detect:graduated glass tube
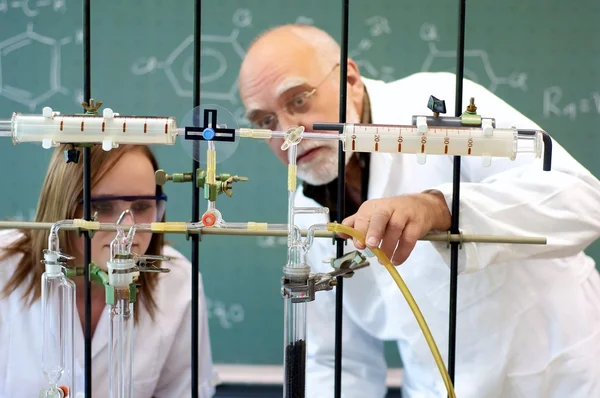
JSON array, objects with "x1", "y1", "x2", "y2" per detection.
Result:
[
  {"x1": 107, "y1": 227, "x2": 137, "y2": 398},
  {"x1": 41, "y1": 250, "x2": 75, "y2": 398},
  {"x1": 109, "y1": 299, "x2": 134, "y2": 398},
  {"x1": 281, "y1": 129, "x2": 331, "y2": 398},
  {"x1": 283, "y1": 143, "x2": 307, "y2": 398},
  {"x1": 0, "y1": 107, "x2": 178, "y2": 150}
]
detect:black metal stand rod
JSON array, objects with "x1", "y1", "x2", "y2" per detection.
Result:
[
  {"x1": 448, "y1": 0, "x2": 467, "y2": 388},
  {"x1": 82, "y1": 0, "x2": 92, "y2": 396},
  {"x1": 334, "y1": 1, "x2": 350, "y2": 397},
  {"x1": 191, "y1": 0, "x2": 202, "y2": 396}
]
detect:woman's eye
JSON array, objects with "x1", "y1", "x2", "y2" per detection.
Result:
[
  {"x1": 132, "y1": 201, "x2": 153, "y2": 212},
  {"x1": 92, "y1": 203, "x2": 112, "y2": 213}
]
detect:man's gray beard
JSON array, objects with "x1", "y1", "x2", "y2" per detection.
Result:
[
  {"x1": 296, "y1": 103, "x2": 360, "y2": 186},
  {"x1": 296, "y1": 147, "x2": 352, "y2": 186}
]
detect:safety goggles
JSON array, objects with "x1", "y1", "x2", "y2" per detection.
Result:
[{"x1": 78, "y1": 193, "x2": 167, "y2": 224}]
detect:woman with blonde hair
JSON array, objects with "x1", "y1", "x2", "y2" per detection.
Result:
[{"x1": 0, "y1": 144, "x2": 216, "y2": 397}]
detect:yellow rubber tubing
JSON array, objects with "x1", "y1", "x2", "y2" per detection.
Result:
[{"x1": 327, "y1": 222, "x2": 456, "y2": 398}]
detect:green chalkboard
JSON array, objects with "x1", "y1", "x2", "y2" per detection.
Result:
[{"x1": 0, "y1": 0, "x2": 598, "y2": 371}]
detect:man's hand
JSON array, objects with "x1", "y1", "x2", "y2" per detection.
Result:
[{"x1": 340, "y1": 190, "x2": 452, "y2": 265}]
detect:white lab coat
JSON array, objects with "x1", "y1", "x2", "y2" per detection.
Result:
[
  {"x1": 295, "y1": 72, "x2": 600, "y2": 398},
  {"x1": 0, "y1": 229, "x2": 217, "y2": 398}
]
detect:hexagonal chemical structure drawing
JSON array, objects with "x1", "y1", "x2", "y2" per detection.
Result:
[
  {"x1": 164, "y1": 29, "x2": 245, "y2": 103},
  {"x1": 0, "y1": 23, "x2": 70, "y2": 110},
  {"x1": 421, "y1": 43, "x2": 527, "y2": 93}
]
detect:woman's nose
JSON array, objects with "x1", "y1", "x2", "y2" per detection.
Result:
[{"x1": 116, "y1": 209, "x2": 135, "y2": 225}]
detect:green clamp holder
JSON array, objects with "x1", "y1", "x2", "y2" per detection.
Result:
[
  {"x1": 155, "y1": 168, "x2": 248, "y2": 199},
  {"x1": 65, "y1": 262, "x2": 140, "y2": 305},
  {"x1": 87, "y1": 262, "x2": 140, "y2": 305},
  {"x1": 196, "y1": 169, "x2": 207, "y2": 187},
  {"x1": 200, "y1": 171, "x2": 248, "y2": 197},
  {"x1": 460, "y1": 97, "x2": 482, "y2": 126}
]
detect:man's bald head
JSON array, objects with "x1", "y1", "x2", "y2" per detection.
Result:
[
  {"x1": 245, "y1": 24, "x2": 341, "y2": 75},
  {"x1": 238, "y1": 24, "x2": 365, "y2": 186}
]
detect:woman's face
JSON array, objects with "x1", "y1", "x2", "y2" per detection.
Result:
[{"x1": 72, "y1": 150, "x2": 158, "y2": 269}]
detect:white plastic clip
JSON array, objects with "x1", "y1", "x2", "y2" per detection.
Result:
[
  {"x1": 42, "y1": 107, "x2": 53, "y2": 118},
  {"x1": 42, "y1": 138, "x2": 54, "y2": 149},
  {"x1": 481, "y1": 155, "x2": 492, "y2": 167},
  {"x1": 416, "y1": 154, "x2": 427, "y2": 165},
  {"x1": 102, "y1": 139, "x2": 116, "y2": 151},
  {"x1": 416, "y1": 116, "x2": 428, "y2": 134},
  {"x1": 482, "y1": 118, "x2": 493, "y2": 137},
  {"x1": 102, "y1": 108, "x2": 114, "y2": 119}
]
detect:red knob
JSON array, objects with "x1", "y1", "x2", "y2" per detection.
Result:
[{"x1": 202, "y1": 212, "x2": 216, "y2": 227}]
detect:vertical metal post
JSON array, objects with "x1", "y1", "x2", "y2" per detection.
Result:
[
  {"x1": 334, "y1": 1, "x2": 350, "y2": 397},
  {"x1": 191, "y1": 0, "x2": 202, "y2": 395},
  {"x1": 448, "y1": 0, "x2": 467, "y2": 387},
  {"x1": 82, "y1": 0, "x2": 92, "y2": 396}
]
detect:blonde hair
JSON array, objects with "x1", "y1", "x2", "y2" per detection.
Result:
[{"x1": 0, "y1": 144, "x2": 165, "y2": 322}]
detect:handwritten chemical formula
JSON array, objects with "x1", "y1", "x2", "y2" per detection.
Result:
[
  {"x1": 543, "y1": 86, "x2": 600, "y2": 120},
  {"x1": 206, "y1": 297, "x2": 245, "y2": 329}
]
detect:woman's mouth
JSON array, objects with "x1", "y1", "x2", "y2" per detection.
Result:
[{"x1": 103, "y1": 244, "x2": 139, "y2": 250}]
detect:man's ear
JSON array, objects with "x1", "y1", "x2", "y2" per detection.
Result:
[
  {"x1": 346, "y1": 58, "x2": 363, "y2": 88},
  {"x1": 346, "y1": 58, "x2": 364, "y2": 109}
]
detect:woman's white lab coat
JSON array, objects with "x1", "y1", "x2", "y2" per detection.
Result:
[
  {"x1": 0, "y1": 229, "x2": 216, "y2": 398},
  {"x1": 295, "y1": 72, "x2": 600, "y2": 397}
]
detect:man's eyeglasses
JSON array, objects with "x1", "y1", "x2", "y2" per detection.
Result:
[
  {"x1": 251, "y1": 63, "x2": 340, "y2": 130},
  {"x1": 77, "y1": 193, "x2": 167, "y2": 224}
]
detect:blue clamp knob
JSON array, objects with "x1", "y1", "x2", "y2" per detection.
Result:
[{"x1": 202, "y1": 128, "x2": 215, "y2": 140}]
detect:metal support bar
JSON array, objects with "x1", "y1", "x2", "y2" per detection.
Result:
[
  {"x1": 334, "y1": 1, "x2": 351, "y2": 396},
  {"x1": 191, "y1": 0, "x2": 203, "y2": 396},
  {"x1": 448, "y1": 0, "x2": 468, "y2": 387},
  {"x1": 0, "y1": 221, "x2": 547, "y2": 244},
  {"x1": 82, "y1": 0, "x2": 92, "y2": 395}
]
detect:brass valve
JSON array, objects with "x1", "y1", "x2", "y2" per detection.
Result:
[
  {"x1": 465, "y1": 97, "x2": 477, "y2": 113},
  {"x1": 155, "y1": 169, "x2": 193, "y2": 185},
  {"x1": 219, "y1": 175, "x2": 249, "y2": 197}
]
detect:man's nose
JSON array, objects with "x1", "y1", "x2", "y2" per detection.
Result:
[{"x1": 277, "y1": 113, "x2": 307, "y2": 133}]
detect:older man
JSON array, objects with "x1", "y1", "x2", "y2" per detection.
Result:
[{"x1": 238, "y1": 24, "x2": 600, "y2": 398}]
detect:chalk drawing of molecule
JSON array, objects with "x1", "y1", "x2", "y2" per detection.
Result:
[
  {"x1": 0, "y1": 0, "x2": 66, "y2": 17},
  {"x1": 349, "y1": 16, "x2": 395, "y2": 82},
  {"x1": 131, "y1": 9, "x2": 250, "y2": 104},
  {"x1": 420, "y1": 23, "x2": 527, "y2": 92},
  {"x1": 206, "y1": 297, "x2": 245, "y2": 329},
  {"x1": 0, "y1": 23, "x2": 71, "y2": 110}
]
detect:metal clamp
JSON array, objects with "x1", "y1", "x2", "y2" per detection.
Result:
[
  {"x1": 136, "y1": 254, "x2": 171, "y2": 273},
  {"x1": 41, "y1": 249, "x2": 78, "y2": 275},
  {"x1": 282, "y1": 250, "x2": 370, "y2": 304},
  {"x1": 446, "y1": 230, "x2": 465, "y2": 249},
  {"x1": 327, "y1": 250, "x2": 369, "y2": 278},
  {"x1": 77, "y1": 211, "x2": 98, "y2": 238}
]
